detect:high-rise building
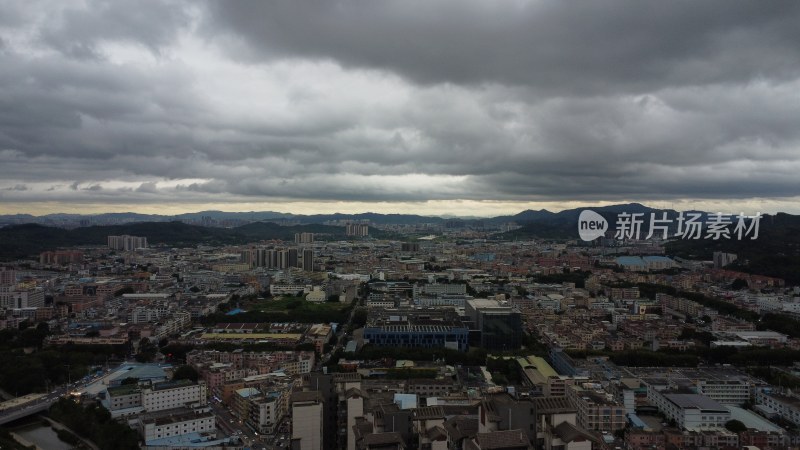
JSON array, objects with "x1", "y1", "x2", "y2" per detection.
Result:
[
  {"x1": 240, "y1": 249, "x2": 254, "y2": 267},
  {"x1": 278, "y1": 250, "x2": 290, "y2": 269},
  {"x1": 39, "y1": 250, "x2": 83, "y2": 265},
  {"x1": 254, "y1": 248, "x2": 268, "y2": 267},
  {"x1": 107, "y1": 235, "x2": 148, "y2": 251},
  {"x1": 345, "y1": 224, "x2": 369, "y2": 237},
  {"x1": 465, "y1": 298, "x2": 523, "y2": 351},
  {"x1": 302, "y1": 249, "x2": 314, "y2": 272},
  {"x1": 713, "y1": 252, "x2": 738, "y2": 269},
  {"x1": 267, "y1": 250, "x2": 279, "y2": 269},
  {"x1": 295, "y1": 233, "x2": 315, "y2": 244},
  {"x1": 291, "y1": 391, "x2": 323, "y2": 450},
  {"x1": 288, "y1": 248, "x2": 299, "y2": 268}
]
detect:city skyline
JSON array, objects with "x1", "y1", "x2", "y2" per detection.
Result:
[{"x1": 2, "y1": 1, "x2": 800, "y2": 216}]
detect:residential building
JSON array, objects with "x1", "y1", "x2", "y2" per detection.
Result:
[
  {"x1": 566, "y1": 384, "x2": 626, "y2": 432},
  {"x1": 141, "y1": 379, "x2": 207, "y2": 413}
]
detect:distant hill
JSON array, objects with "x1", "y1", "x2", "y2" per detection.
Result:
[
  {"x1": 665, "y1": 213, "x2": 800, "y2": 284},
  {"x1": 0, "y1": 221, "x2": 349, "y2": 260},
  {"x1": 497, "y1": 203, "x2": 679, "y2": 239},
  {"x1": 0, "y1": 210, "x2": 446, "y2": 228}
]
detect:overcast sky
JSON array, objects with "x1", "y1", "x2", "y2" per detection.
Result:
[{"x1": 1, "y1": 0, "x2": 799, "y2": 217}]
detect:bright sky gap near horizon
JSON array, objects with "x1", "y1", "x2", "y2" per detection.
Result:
[{"x1": 1, "y1": 1, "x2": 800, "y2": 217}]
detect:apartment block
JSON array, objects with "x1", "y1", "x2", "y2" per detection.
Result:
[
  {"x1": 142, "y1": 379, "x2": 207, "y2": 413},
  {"x1": 566, "y1": 384, "x2": 626, "y2": 432}
]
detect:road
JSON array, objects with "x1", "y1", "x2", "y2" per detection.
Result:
[
  {"x1": 320, "y1": 298, "x2": 361, "y2": 366},
  {"x1": 0, "y1": 365, "x2": 118, "y2": 425},
  {"x1": 209, "y1": 398, "x2": 292, "y2": 450}
]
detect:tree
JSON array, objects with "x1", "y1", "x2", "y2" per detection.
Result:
[
  {"x1": 135, "y1": 338, "x2": 157, "y2": 363},
  {"x1": 19, "y1": 326, "x2": 48, "y2": 348},
  {"x1": 725, "y1": 419, "x2": 747, "y2": 433},
  {"x1": 161, "y1": 343, "x2": 195, "y2": 363},
  {"x1": 351, "y1": 308, "x2": 368, "y2": 328},
  {"x1": 172, "y1": 365, "x2": 199, "y2": 383},
  {"x1": 115, "y1": 286, "x2": 135, "y2": 296},
  {"x1": 36, "y1": 321, "x2": 50, "y2": 334},
  {"x1": 731, "y1": 278, "x2": 749, "y2": 290}
]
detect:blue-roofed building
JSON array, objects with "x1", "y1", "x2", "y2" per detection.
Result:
[
  {"x1": 616, "y1": 256, "x2": 675, "y2": 272},
  {"x1": 225, "y1": 307, "x2": 245, "y2": 316},
  {"x1": 393, "y1": 393, "x2": 418, "y2": 410},
  {"x1": 144, "y1": 432, "x2": 237, "y2": 448},
  {"x1": 108, "y1": 363, "x2": 168, "y2": 387},
  {"x1": 642, "y1": 256, "x2": 675, "y2": 270},
  {"x1": 616, "y1": 256, "x2": 646, "y2": 271},
  {"x1": 627, "y1": 413, "x2": 651, "y2": 431},
  {"x1": 233, "y1": 387, "x2": 260, "y2": 421},
  {"x1": 249, "y1": 390, "x2": 287, "y2": 434}
]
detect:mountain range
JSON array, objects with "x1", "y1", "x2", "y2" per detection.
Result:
[{"x1": 0, "y1": 202, "x2": 687, "y2": 228}]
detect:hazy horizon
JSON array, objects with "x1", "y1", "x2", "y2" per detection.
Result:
[{"x1": 0, "y1": 199, "x2": 792, "y2": 219}]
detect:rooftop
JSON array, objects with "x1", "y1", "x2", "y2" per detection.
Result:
[
  {"x1": 235, "y1": 387, "x2": 261, "y2": 398},
  {"x1": 291, "y1": 391, "x2": 322, "y2": 404},
  {"x1": 107, "y1": 383, "x2": 141, "y2": 397},
  {"x1": 663, "y1": 393, "x2": 728, "y2": 411},
  {"x1": 151, "y1": 378, "x2": 194, "y2": 391},
  {"x1": 142, "y1": 407, "x2": 214, "y2": 426},
  {"x1": 473, "y1": 429, "x2": 528, "y2": 450},
  {"x1": 531, "y1": 396, "x2": 575, "y2": 414}
]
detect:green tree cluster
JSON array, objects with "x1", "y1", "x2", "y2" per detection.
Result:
[
  {"x1": 356, "y1": 345, "x2": 488, "y2": 366},
  {"x1": 49, "y1": 397, "x2": 140, "y2": 450},
  {"x1": 486, "y1": 357, "x2": 522, "y2": 384},
  {"x1": 0, "y1": 330, "x2": 129, "y2": 395},
  {"x1": 172, "y1": 365, "x2": 199, "y2": 383},
  {"x1": 135, "y1": 338, "x2": 157, "y2": 363}
]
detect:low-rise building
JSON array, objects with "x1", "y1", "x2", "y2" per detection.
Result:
[
  {"x1": 647, "y1": 388, "x2": 731, "y2": 430},
  {"x1": 566, "y1": 384, "x2": 626, "y2": 432}
]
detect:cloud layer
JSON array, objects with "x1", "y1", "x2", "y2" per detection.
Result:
[{"x1": 1, "y1": 0, "x2": 799, "y2": 214}]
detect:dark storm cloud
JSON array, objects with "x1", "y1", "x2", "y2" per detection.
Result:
[
  {"x1": 207, "y1": 0, "x2": 800, "y2": 94},
  {"x1": 1, "y1": 0, "x2": 800, "y2": 209}
]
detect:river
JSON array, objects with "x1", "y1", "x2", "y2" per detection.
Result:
[{"x1": 15, "y1": 423, "x2": 74, "y2": 450}]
